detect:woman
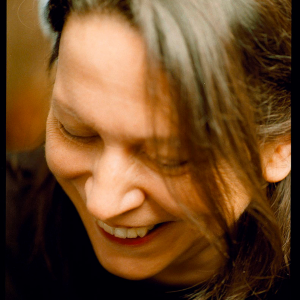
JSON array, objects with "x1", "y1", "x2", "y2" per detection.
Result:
[{"x1": 6, "y1": 0, "x2": 291, "y2": 299}]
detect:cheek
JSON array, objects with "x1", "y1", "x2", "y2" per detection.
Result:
[
  {"x1": 216, "y1": 161, "x2": 252, "y2": 222},
  {"x1": 155, "y1": 175, "x2": 211, "y2": 223},
  {"x1": 223, "y1": 174, "x2": 251, "y2": 221},
  {"x1": 230, "y1": 188, "x2": 251, "y2": 219}
]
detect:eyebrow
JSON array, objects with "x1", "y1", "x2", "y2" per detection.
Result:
[
  {"x1": 52, "y1": 97, "x2": 85, "y2": 122},
  {"x1": 144, "y1": 136, "x2": 183, "y2": 149}
]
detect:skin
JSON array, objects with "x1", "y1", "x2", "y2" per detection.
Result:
[{"x1": 45, "y1": 13, "x2": 251, "y2": 287}]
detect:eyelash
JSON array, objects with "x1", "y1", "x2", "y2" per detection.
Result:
[
  {"x1": 156, "y1": 157, "x2": 188, "y2": 169},
  {"x1": 57, "y1": 121, "x2": 97, "y2": 143},
  {"x1": 141, "y1": 152, "x2": 189, "y2": 175}
]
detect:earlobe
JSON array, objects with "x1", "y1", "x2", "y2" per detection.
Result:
[{"x1": 261, "y1": 141, "x2": 291, "y2": 183}]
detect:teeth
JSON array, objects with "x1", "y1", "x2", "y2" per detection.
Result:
[
  {"x1": 114, "y1": 228, "x2": 127, "y2": 239},
  {"x1": 137, "y1": 227, "x2": 148, "y2": 238},
  {"x1": 103, "y1": 222, "x2": 114, "y2": 235},
  {"x1": 97, "y1": 220, "x2": 155, "y2": 239},
  {"x1": 127, "y1": 228, "x2": 138, "y2": 238}
]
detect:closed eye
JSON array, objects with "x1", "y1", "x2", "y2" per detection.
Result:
[
  {"x1": 138, "y1": 150, "x2": 189, "y2": 176},
  {"x1": 57, "y1": 120, "x2": 99, "y2": 143},
  {"x1": 156, "y1": 158, "x2": 189, "y2": 175},
  {"x1": 155, "y1": 157, "x2": 188, "y2": 168}
]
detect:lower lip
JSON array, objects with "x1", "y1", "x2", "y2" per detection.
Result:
[{"x1": 97, "y1": 223, "x2": 169, "y2": 246}]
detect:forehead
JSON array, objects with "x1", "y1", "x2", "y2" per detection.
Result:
[
  {"x1": 54, "y1": 13, "x2": 176, "y2": 141},
  {"x1": 58, "y1": 13, "x2": 146, "y2": 97}
]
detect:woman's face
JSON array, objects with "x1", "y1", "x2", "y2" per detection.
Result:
[{"x1": 45, "y1": 13, "x2": 248, "y2": 286}]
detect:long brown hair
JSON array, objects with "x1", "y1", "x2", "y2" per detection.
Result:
[{"x1": 41, "y1": 0, "x2": 291, "y2": 298}]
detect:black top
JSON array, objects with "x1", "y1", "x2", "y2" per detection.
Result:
[{"x1": 6, "y1": 148, "x2": 291, "y2": 300}]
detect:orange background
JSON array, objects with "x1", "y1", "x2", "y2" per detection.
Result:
[{"x1": 7, "y1": 0, "x2": 53, "y2": 152}]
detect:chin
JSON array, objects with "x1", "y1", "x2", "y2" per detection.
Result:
[{"x1": 99, "y1": 258, "x2": 160, "y2": 281}]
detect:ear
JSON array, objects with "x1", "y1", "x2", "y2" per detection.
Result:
[{"x1": 261, "y1": 141, "x2": 291, "y2": 183}]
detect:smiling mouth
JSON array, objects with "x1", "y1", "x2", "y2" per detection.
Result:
[{"x1": 97, "y1": 220, "x2": 160, "y2": 239}]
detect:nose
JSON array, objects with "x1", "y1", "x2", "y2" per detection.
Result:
[{"x1": 85, "y1": 147, "x2": 145, "y2": 221}]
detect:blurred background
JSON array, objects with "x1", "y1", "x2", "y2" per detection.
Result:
[{"x1": 7, "y1": 0, "x2": 53, "y2": 152}]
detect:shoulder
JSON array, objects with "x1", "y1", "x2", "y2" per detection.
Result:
[
  {"x1": 6, "y1": 147, "x2": 50, "y2": 240},
  {"x1": 6, "y1": 146, "x2": 54, "y2": 243},
  {"x1": 6, "y1": 146, "x2": 50, "y2": 197},
  {"x1": 6, "y1": 147, "x2": 59, "y2": 299}
]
